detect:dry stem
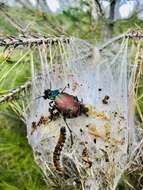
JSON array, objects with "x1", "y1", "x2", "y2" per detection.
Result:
[{"x1": 0, "y1": 81, "x2": 31, "y2": 104}]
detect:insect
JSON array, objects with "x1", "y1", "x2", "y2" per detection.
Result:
[
  {"x1": 38, "y1": 86, "x2": 89, "y2": 146},
  {"x1": 53, "y1": 127, "x2": 66, "y2": 174},
  {"x1": 42, "y1": 88, "x2": 89, "y2": 119}
]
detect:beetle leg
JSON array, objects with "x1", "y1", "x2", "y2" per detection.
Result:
[
  {"x1": 73, "y1": 96, "x2": 79, "y2": 101},
  {"x1": 80, "y1": 104, "x2": 89, "y2": 117},
  {"x1": 49, "y1": 101, "x2": 54, "y2": 108},
  {"x1": 49, "y1": 106, "x2": 60, "y2": 121},
  {"x1": 63, "y1": 117, "x2": 73, "y2": 148}
]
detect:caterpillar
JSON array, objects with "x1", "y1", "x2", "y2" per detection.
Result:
[{"x1": 53, "y1": 127, "x2": 66, "y2": 174}]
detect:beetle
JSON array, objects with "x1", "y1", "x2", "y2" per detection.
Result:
[
  {"x1": 42, "y1": 88, "x2": 89, "y2": 119},
  {"x1": 38, "y1": 87, "x2": 89, "y2": 146}
]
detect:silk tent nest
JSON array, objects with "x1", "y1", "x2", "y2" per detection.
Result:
[{"x1": 0, "y1": 33, "x2": 142, "y2": 190}]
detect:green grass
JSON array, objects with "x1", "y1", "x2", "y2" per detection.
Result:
[{"x1": 0, "y1": 112, "x2": 49, "y2": 190}]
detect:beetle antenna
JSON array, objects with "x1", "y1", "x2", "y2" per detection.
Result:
[
  {"x1": 50, "y1": 81, "x2": 52, "y2": 90},
  {"x1": 61, "y1": 84, "x2": 70, "y2": 92},
  {"x1": 61, "y1": 86, "x2": 66, "y2": 92},
  {"x1": 35, "y1": 96, "x2": 43, "y2": 100}
]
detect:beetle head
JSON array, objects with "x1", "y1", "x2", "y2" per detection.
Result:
[
  {"x1": 43, "y1": 89, "x2": 60, "y2": 100},
  {"x1": 35, "y1": 89, "x2": 60, "y2": 100},
  {"x1": 43, "y1": 89, "x2": 52, "y2": 99}
]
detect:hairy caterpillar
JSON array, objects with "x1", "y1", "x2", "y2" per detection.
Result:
[{"x1": 53, "y1": 127, "x2": 66, "y2": 173}]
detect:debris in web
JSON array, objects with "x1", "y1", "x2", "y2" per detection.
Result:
[{"x1": 22, "y1": 36, "x2": 142, "y2": 190}]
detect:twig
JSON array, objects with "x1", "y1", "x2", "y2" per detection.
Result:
[
  {"x1": 0, "y1": 81, "x2": 31, "y2": 104},
  {"x1": 99, "y1": 33, "x2": 127, "y2": 50},
  {"x1": 0, "y1": 29, "x2": 143, "y2": 49},
  {"x1": 99, "y1": 30, "x2": 143, "y2": 51},
  {"x1": 94, "y1": 0, "x2": 104, "y2": 16},
  {"x1": 0, "y1": 36, "x2": 70, "y2": 47}
]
